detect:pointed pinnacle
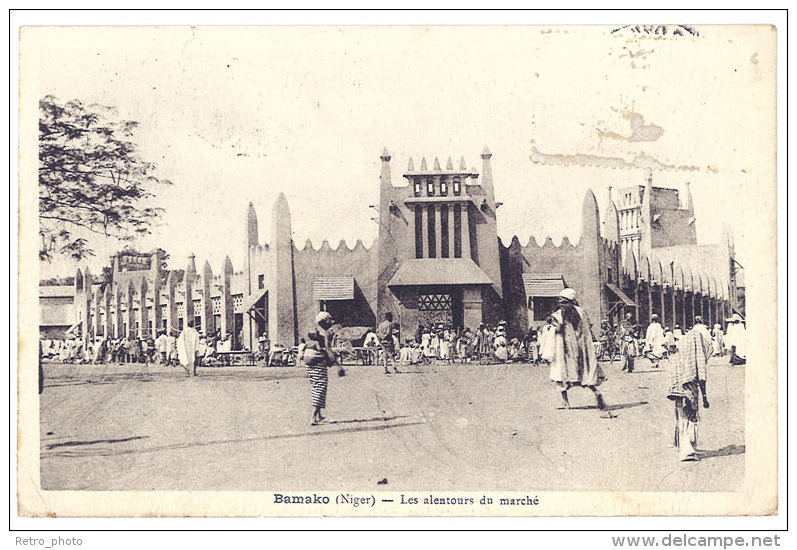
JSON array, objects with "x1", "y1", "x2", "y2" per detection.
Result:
[
  {"x1": 433, "y1": 157, "x2": 441, "y2": 171},
  {"x1": 380, "y1": 147, "x2": 391, "y2": 161},
  {"x1": 420, "y1": 157, "x2": 428, "y2": 171},
  {"x1": 408, "y1": 158, "x2": 415, "y2": 172},
  {"x1": 446, "y1": 157, "x2": 453, "y2": 170},
  {"x1": 481, "y1": 145, "x2": 492, "y2": 158},
  {"x1": 459, "y1": 156, "x2": 467, "y2": 170}
]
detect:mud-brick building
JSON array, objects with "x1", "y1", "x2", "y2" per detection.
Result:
[{"x1": 58, "y1": 147, "x2": 743, "y2": 350}]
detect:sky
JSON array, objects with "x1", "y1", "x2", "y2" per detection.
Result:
[{"x1": 26, "y1": 24, "x2": 776, "y2": 280}]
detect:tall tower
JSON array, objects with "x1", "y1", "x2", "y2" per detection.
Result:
[
  {"x1": 268, "y1": 193, "x2": 297, "y2": 346},
  {"x1": 202, "y1": 260, "x2": 214, "y2": 337},
  {"x1": 184, "y1": 253, "x2": 197, "y2": 328},
  {"x1": 580, "y1": 189, "x2": 604, "y2": 325},
  {"x1": 475, "y1": 146, "x2": 503, "y2": 299},
  {"x1": 221, "y1": 255, "x2": 234, "y2": 339},
  {"x1": 376, "y1": 147, "x2": 407, "y2": 320},
  {"x1": 243, "y1": 202, "x2": 259, "y2": 347},
  {"x1": 603, "y1": 185, "x2": 620, "y2": 243},
  {"x1": 245, "y1": 202, "x2": 258, "y2": 295}
]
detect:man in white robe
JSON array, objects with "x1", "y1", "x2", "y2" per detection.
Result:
[
  {"x1": 725, "y1": 314, "x2": 746, "y2": 365},
  {"x1": 645, "y1": 314, "x2": 666, "y2": 368},
  {"x1": 166, "y1": 332, "x2": 177, "y2": 365},
  {"x1": 177, "y1": 322, "x2": 200, "y2": 376}
]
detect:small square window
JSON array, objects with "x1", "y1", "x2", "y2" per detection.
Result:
[
  {"x1": 453, "y1": 178, "x2": 461, "y2": 195},
  {"x1": 426, "y1": 180, "x2": 435, "y2": 196},
  {"x1": 440, "y1": 180, "x2": 448, "y2": 195},
  {"x1": 413, "y1": 179, "x2": 421, "y2": 196},
  {"x1": 258, "y1": 274, "x2": 265, "y2": 289}
]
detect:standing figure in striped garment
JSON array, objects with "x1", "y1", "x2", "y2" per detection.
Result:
[{"x1": 304, "y1": 311, "x2": 336, "y2": 426}]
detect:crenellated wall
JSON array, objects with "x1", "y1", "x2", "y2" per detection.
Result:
[
  {"x1": 58, "y1": 150, "x2": 738, "y2": 351},
  {"x1": 293, "y1": 238, "x2": 378, "y2": 342}
]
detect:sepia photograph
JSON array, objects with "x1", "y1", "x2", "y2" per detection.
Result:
[{"x1": 15, "y1": 16, "x2": 780, "y2": 521}]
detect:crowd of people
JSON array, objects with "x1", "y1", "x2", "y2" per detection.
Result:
[
  {"x1": 357, "y1": 314, "x2": 558, "y2": 371},
  {"x1": 40, "y1": 328, "x2": 237, "y2": 371},
  {"x1": 595, "y1": 311, "x2": 746, "y2": 371}
]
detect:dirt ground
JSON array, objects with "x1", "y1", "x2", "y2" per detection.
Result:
[{"x1": 39, "y1": 355, "x2": 744, "y2": 492}]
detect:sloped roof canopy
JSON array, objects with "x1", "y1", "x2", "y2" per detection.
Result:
[
  {"x1": 313, "y1": 277, "x2": 355, "y2": 301},
  {"x1": 522, "y1": 273, "x2": 565, "y2": 297},
  {"x1": 388, "y1": 259, "x2": 493, "y2": 287},
  {"x1": 606, "y1": 283, "x2": 636, "y2": 306}
]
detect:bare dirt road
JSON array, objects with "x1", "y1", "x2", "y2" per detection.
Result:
[{"x1": 39, "y1": 357, "x2": 744, "y2": 493}]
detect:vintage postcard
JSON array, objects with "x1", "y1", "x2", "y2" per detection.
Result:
[{"x1": 16, "y1": 21, "x2": 779, "y2": 519}]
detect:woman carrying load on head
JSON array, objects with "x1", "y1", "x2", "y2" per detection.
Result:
[{"x1": 304, "y1": 311, "x2": 337, "y2": 425}]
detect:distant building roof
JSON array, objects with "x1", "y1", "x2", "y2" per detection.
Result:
[{"x1": 39, "y1": 285, "x2": 75, "y2": 298}]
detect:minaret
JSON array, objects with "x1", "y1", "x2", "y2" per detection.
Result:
[
  {"x1": 184, "y1": 253, "x2": 197, "y2": 328},
  {"x1": 603, "y1": 185, "x2": 620, "y2": 243},
  {"x1": 202, "y1": 260, "x2": 214, "y2": 337},
  {"x1": 221, "y1": 256, "x2": 234, "y2": 339},
  {"x1": 245, "y1": 202, "x2": 258, "y2": 296},
  {"x1": 376, "y1": 147, "x2": 404, "y2": 321},
  {"x1": 581, "y1": 189, "x2": 604, "y2": 325},
  {"x1": 474, "y1": 145, "x2": 502, "y2": 298},
  {"x1": 165, "y1": 270, "x2": 179, "y2": 336},
  {"x1": 268, "y1": 193, "x2": 297, "y2": 346}
]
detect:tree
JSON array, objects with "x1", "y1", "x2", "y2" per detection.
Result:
[{"x1": 38, "y1": 96, "x2": 171, "y2": 262}]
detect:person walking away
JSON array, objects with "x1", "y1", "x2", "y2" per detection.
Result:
[
  {"x1": 362, "y1": 327, "x2": 379, "y2": 365},
  {"x1": 128, "y1": 336, "x2": 141, "y2": 364},
  {"x1": 548, "y1": 288, "x2": 606, "y2": 410},
  {"x1": 376, "y1": 312, "x2": 399, "y2": 374},
  {"x1": 177, "y1": 321, "x2": 200, "y2": 376},
  {"x1": 667, "y1": 318, "x2": 713, "y2": 461},
  {"x1": 663, "y1": 326, "x2": 673, "y2": 356},
  {"x1": 645, "y1": 314, "x2": 666, "y2": 368},
  {"x1": 711, "y1": 324, "x2": 725, "y2": 357},
  {"x1": 619, "y1": 312, "x2": 639, "y2": 373},
  {"x1": 166, "y1": 331, "x2": 178, "y2": 366},
  {"x1": 539, "y1": 317, "x2": 556, "y2": 365},
  {"x1": 155, "y1": 331, "x2": 168, "y2": 365}
]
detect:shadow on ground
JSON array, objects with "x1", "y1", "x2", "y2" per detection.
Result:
[
  {"x1": 41, "y1": 419, "x2": 424, "y2": 459},
  {"x1": 697, "y1": 444, "x2": 745, "y2": 460}
]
